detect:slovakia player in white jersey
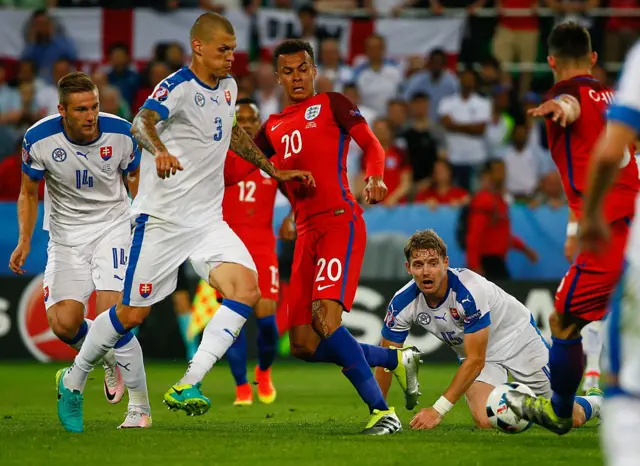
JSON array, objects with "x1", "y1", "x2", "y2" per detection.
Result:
[
  {"x1": 375, "y1": 229, "x2": 602, "y2": 430},
  {"x1": 55, "y1": 13, "x2": 313, "y2": 433},
  {"x1": 8, "y1": 72, "x2": 146, "y2": 426},
  {"x1": 579, "y1": 42, "x2": 640, "y2": 466}
]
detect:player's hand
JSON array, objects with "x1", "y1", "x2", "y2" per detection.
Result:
[
  {"x1": 273, "y1": 169, "x2": 315, "y2": 186},
  {"x1": 9, "y1": 240, "x2": 30, "y2": 275},
  {"x1": 279, "y1": 214, "x2": 297, "y2": 241},
  {"x1": 364, "y1": 176, "x2": 388, "y2": 205},
  {"x1": 564, "y1": 235, "x2": 578, "y2": 262},
  {"x1": 155, "y1": 150, "x2": 183, "y2": 179},
  {"x1": 579, "y1": 214, "x2": 610, "y2": 253},
  {"x1": 527, "y1": 100, "x2": 570, "y2": 127},
  {"x1": 410, "y1": 407, "x2": 442, "y2": 430}
]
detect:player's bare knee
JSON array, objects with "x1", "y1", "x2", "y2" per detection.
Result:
[
  {"x1": 47, "y1": 301, "x2": 84, "y2": 341},
  {"x1": 290, "y1": 344, "x2": 315, "y2": 361},
  {"x1": 572, "y1": 403, "x2": 586, "y2": 428}
]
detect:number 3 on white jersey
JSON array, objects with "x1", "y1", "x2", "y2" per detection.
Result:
[{"x1": 282, "y1": 130, "x2": 302, "y2": 159}]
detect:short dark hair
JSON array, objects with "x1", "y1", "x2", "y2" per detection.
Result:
[
  {"x1": 343, "y1": 82, "x2": 358, "y2": 92},
  {"x1": 58, "y1": 72, "x2": 97, "y2": 106},
  {"x1": 236, "y1": 97, "x2": 258, "y2": 107},
  {"x1": 272, "y1": 39, "x2": 315, "y2": 68},
  {"x1": 429, "y1": 48, "x2": 446, "y2": 60},
  {"x1": 108, "y1": 42, "x2": 130, "y2": 56},
  {"x1": 404, "y1": 229, "x2": 447, "y2": 262},
  {"x1": 297, "y1": 4, "x2": 317, "y2": 17},
  {"x1": 410, "y1": 92, "x2": 430, "y2": 102},
  {"x1": 548, "y1": 22, "x2": 592, "y2": 60}
]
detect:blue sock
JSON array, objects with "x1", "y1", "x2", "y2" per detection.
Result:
[
  {"x1": 360, "y1": 344, "x2": 398, "y2": 370},
  {"x1": 309, "y1": 338, "x2": 340, "y2": 363},
  {"x1": 226, "y1": 327, "x2": 248, "y2": 386},
  {"x1": 256, "y1": 315, "x2": 278, "y2": 371},
  {"x1": 575, "y1": 396, "x2": 593, "y2": 421},
  {"x1": 549, "y1": 336, "x2": 584, "y2": 418},
  {"x1": 323, "y1": 327, "x2": 388, "y2": 413},
  {"x1": 60, "y1": 320, "x2": 89, "y2": 345},
  {"x1": 177, "y1": 313, "x2": 198, "y2": 360}
]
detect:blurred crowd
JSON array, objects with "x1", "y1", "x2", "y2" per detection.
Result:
[{"x1": 0, "y1": 2, "x2": 637, "y2": 211}]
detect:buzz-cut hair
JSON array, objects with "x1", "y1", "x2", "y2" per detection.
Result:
[
  {"x1": 190, "y1": 12, "x2": 235, "y2": 42},
  {"x1": 57, "y1": 72, "x2": 97, "y2": 106},
  {"x1": 548, "y1": 22, "x2": 592, "y2": 61},
  {"x1": 272, "y1": 39, "x2": 315, "y2": 68},
  {"x1": 404, "y1": 229, "x2": 448, "y2": 262},
  {"x1": 235, "y1": 97, "x2": 260, "y2": 116}
]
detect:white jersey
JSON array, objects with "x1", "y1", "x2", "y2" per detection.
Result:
[
  {"x1": 132, "y1": 67, "x2": 237, "y2": 227},
  {"x1": 382, "y1": 268, "x2": 541, "y2": 362},
  {"x1": 608, "y1": 41, "x2": 640, "y2": 267},
  {"x1": 21, "y1": 112, "x2": 140, "y2": 246}
]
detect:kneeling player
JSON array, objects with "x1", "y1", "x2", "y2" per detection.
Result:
[{"x1": 375, "y1": 230, "x2": 602, "y2": 430}]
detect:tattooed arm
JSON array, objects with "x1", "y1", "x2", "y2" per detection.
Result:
[
  {"x1": 230, "y1": 124, "x2": 278, "y2": 177},
  {"x1": 131, "y1": 108, "x2": 183, "y2": 179},
  {"x1": 131, "y1": 108, "x2": 166, "y2": 156}
]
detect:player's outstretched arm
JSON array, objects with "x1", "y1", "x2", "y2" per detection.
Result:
[
  {"x1": 9, "y1": 173, "x2": 39, "y2": 274},
  {"x1": 410, "y1": 327, "x2": 489, "y2": 430},
  {"x1": 230, "y1": 125, "x2": 314, "y2": 185},
  {"x1": 374, "y1": 337, "x2": 403, "y2": 399},
  {"x1": 528, "y1": 95, "x2": 581, "y2": 127},
  {"x1": 131, "y1": 108, "x2": 183, "y2": 179}
]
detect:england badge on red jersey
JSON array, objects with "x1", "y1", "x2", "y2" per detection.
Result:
[
  {"x1": 139, "y1": 283, "x2": 153, "y2": 298},
  {"x1": 43, "y1": 286, "x2": 49, "y2": 302},
  {"x1": 450, "y1": 307, "x2": 460, "y2": 320},
  {"x1": 224, "y1": 89, "x2": 231, "y2": 105},
  {"x1": 305, "y1": 104, "x2": 321, "y2": 121},
  {"x1": 100, "y1": 146, "x2": 113, "y2": 161}
]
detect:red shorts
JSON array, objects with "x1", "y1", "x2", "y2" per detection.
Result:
[
  {"x1": 288, "y1": 215, "x2": 366, "y2": 328},
  {"x1": 252, "y1": 247, "x2": 279, "y2": 302},
  {"x1": 555, "y1": 217, "x2": 631, "y2": 321}
]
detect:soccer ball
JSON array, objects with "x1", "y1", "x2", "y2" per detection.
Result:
[{"x1": 485, "y1": 382, "x2": 534, "y2": 434}]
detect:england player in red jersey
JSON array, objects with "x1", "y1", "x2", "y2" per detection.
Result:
[
  {"x1": 236, "y1": 39, "x2": 423, "y2": 434},
  {"x1": 222, "y1": 98, "x2": 280, "y2": 406},
  {"x1": 506, "y1": 23, "x2": 640, "y2": 435}
]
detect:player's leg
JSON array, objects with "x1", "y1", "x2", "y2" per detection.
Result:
[
  {"x1": 167, "y1": 223, "x2": 259, "y2": 414},
  {"x1": 581, "y1": 320, "x2": 603, "y2": 392},
  {"x1": 94, "y1": 291, "x2": 125, "y2": 404},
  {"x1": 465, "y1": 381, "x2": 498, "y2": 429},
  {"x1": 173, "y1": 263, "x2": 198, "y2": 360},
  {"x1": 253, "y1": 253, "x2": 280, "y2": 404}
]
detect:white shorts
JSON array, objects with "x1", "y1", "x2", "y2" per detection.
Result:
[
  {"x1": 476, "y1": 324, "x2": 551, "y2": 397},
  {"x1": 601, "y1": 262, "x2": 640, "y2": 397},
  {"x1": 122, "y1": 214, "x2": 256, "y2": 307},
  {"x1": 43, "y1": 221, "x2": 131, "y2": 310}
]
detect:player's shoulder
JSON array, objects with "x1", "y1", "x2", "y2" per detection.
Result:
[
  {"x1": 24, "y1": 113, "x2": 63, "y2": 146},
  {"x1": 98, "y1": 112, "x2": 132, "y2": 137},
  {"x1": 546, "y1": 75, "x2": 606, "y2": 101},
  {"x1": 448, "y1": 268, "x2": 487, "y2": 308},
  {"x1": 390, "y1": 280, "x2": 421, "y2": 313},
  {"x1": 160, "y1": 67, "x2": 193, "y2": 90}
]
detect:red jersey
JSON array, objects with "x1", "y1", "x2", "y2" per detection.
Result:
[
  {"x1": 254, "y1": 92, "x2": 375, "y2": 234},
  {"x1": 362, "y1": 145, "x2": 410, "y2": 201},
  {"x1": 222, "y1": 151, "x2": 278, "y2": 249},
  {"x1": 466, "y1": 190, "x2": 526, "y2": 271},
  {"x1": 545, "y1": 76, "x2": 639, "y2": 223},
  {"x1": 415, "y1": 185, "x2": 469, "y2": 204},
  {"x1": 499, "y1": 0, "x2": 538, "y2": 30}
]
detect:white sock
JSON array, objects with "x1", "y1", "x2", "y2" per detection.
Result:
[
  {"x1": 68, "y1": 319, "x2": 93, "y2": 352},
  {"x1": 180, "y1": 302, "x2": 249, "y2": 385},
  {"x1": 582, "y1": 321, "x2": 603, "y2": 375},
  {"x1": 64, "y1": 308, "x2": 124, "y2": 392},
  {"x1": 576, "y1": 395, "x2": 603, "y2": 422},
  {"x1": 114, "y1": 335, "x2": 150, "y2": 416}
]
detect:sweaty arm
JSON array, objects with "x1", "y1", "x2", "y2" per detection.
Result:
[{"x1": 17, "y1": 172, "x2": 40, "y2": 246}]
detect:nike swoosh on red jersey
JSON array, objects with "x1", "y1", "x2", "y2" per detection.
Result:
[{"x1": 271, "y1": 122, "x2": 282, "y2": 131}]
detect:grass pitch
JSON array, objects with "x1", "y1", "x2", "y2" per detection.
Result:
[{"x1": 0, "y1": 362, "x2": 602, "y2": 466}]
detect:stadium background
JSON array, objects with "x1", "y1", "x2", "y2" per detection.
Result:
[{"x1": 0, "y1": 1, "x2": 637, "y2": 362}]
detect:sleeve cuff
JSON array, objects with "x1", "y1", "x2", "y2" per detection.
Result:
[
  {"x1": 607, "y1": 105, "x2": 640, "y2": 132},
  {"x1": 141, "y1": 99, "x2": 169, "y2": 121},
  {"x1": 21, "y1": 162, "x2": 45, "y2": 181},
  {"x1": 464, "y1": 312, "x2": 491, "y2": 334},
  {"x1": 123, "y1": 147, "x2": 142, "y2": 174},
  {"x1": 381, "y1": 326, "x2": 408, "y2": 344}
]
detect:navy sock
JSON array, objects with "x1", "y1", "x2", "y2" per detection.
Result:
[
  {"x1": 549, "y1": 336, "x2": 584, "y2": 418},
  {"x1": 360, "y1": 344, "x2": 398, "y2": 370},
  {"x1": 324, "y1": 327, "x2": 389, "y2": 413},
  {"x1": 226, "y1": 327, "x2": 248, "y2": 386},
  {"x1": 309, "y1": 338, "x2": 340, "y2": 364},
  {"x1": 256, "y1": 315, "x2": 278, "y2": 371}
]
